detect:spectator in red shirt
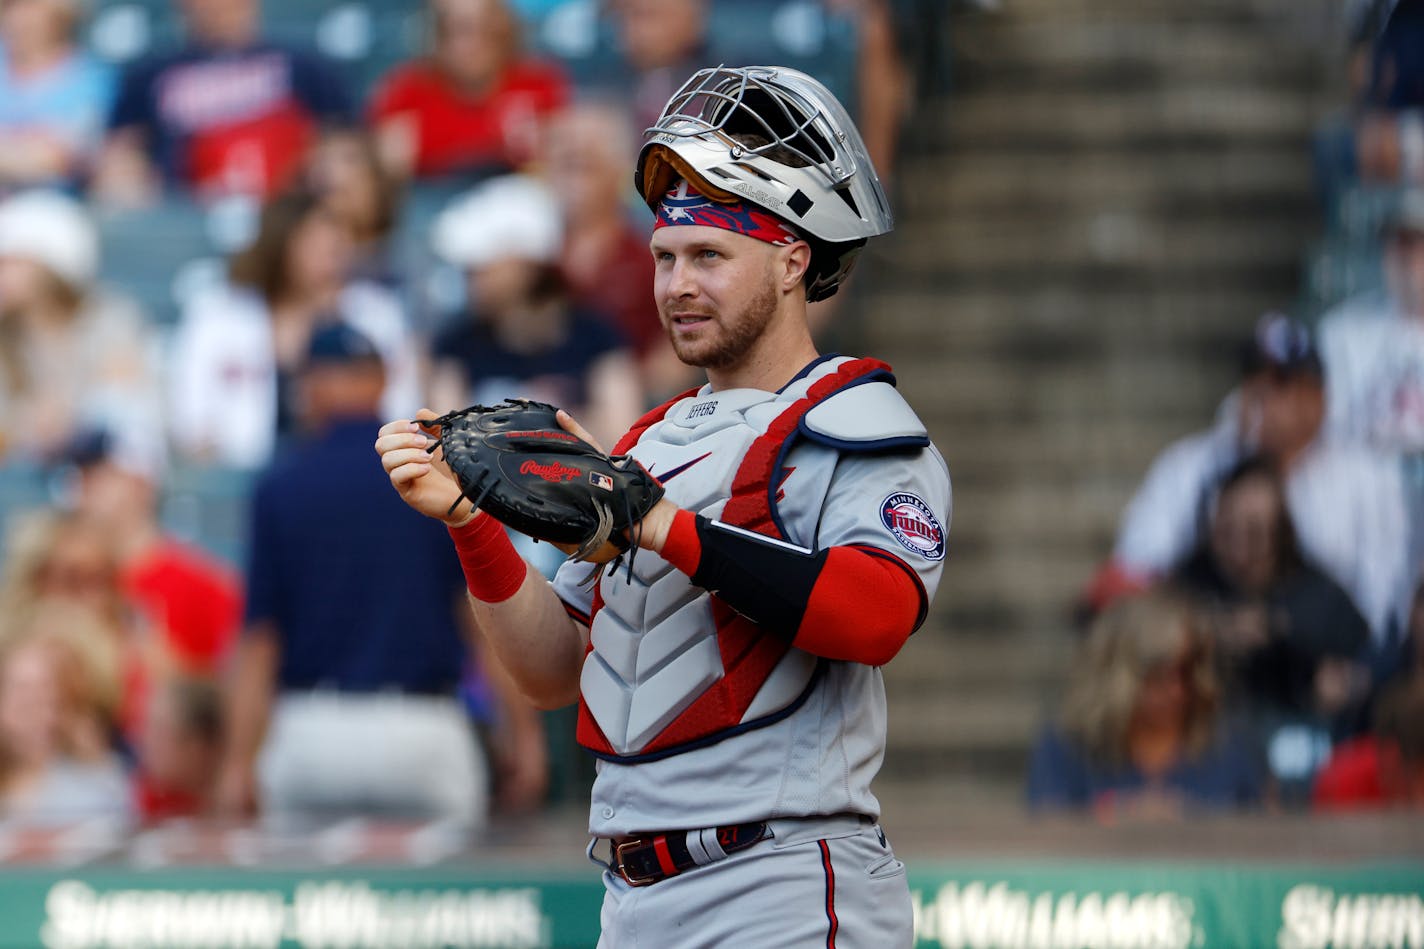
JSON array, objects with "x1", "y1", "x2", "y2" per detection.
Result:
[
  {"x1": 369, "y1": 0, "x2": 568, "y2": 181},
  {"x1": 539, "y1": 101, "x2": 695, "y2": 401},
  {"x1": 65, "y1": 426, "x2": 243, "y2": 679},
  {"x1": 134, "y1": 676, "x2": 222, "y2": 822},
  {"x1": 1315, "y1": 577, "x2": 1424, "y2": 811},
  {"x1": 1313, "y1": 683, "x2": 1424, "y2": 811}
]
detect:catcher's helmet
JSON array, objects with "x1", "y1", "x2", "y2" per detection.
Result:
[{"x1": 636, "y1": 65, "x2": 893, "y2": 302}]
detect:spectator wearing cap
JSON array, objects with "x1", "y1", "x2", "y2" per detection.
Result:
[
  {"x1": 1090, "y1": 313, "x2": 1412, "y2": 654},
  {"x1": 427, "y1": 174, "x2": 642, "y2": 450},
  {"x1": 1318, "y1": 190, "x2": 1424, "y2": 452},
  {"x1": 91, "y1": 0, "x2": 353, "y2": 205},
  {"x1": 368, "y1": 0, "x2": 568, "y2": 181},
  {"x1": 167, "y1": 189, "x2": 420, "y2": 469},
  {"x1": 0, "y1": 0, "x2": 115, "y2": 192},
  {"x1": 0, "y1": 189, "x2": 159, "y2": 463},
  {"x1": 218, "y1": 324, "x2": 545, "y2": 824}
]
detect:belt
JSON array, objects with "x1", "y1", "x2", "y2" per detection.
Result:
[{"x1": 610, "y1": 821, "x2": 771, "y2": 887}]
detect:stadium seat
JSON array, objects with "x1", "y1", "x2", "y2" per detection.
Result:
[
  {"x1": 159, "y1": 465, "x2": 255, "y2": 569},
  {"x1": 263, "y1": 0, "x2": 425, "y2": 97},
  {"x1": 707, "y1": 0, "x2": 859, "y2": 107},
  {"x1": 1303, "y1": 241, "x2": 1386, "y2": 317},
  {"x1": 522, "y1": 0, "x2": 619, "y2": 85},
  {"x1": 0, "y1": 466, "x2": 59, "y2": 557},
  {"x1": 95, "y1": 198, "x2": 225, "y2": 326},
  {"x1": 391, "y1": 180, "x2": 481, "y2": 331},
  {"x1": 1327, "y1": 184, "x2": 1410, "y2": 246},
  {"x1": 87, "y1": 0, "x2": 181, "y2": 64}
]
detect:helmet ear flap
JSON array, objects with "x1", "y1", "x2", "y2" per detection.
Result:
[{"x1": 803, "y1": 237, "x2": 865, "y2": 303}]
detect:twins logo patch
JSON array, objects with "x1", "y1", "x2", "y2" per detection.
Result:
[{"x1": 880, "y1": 493, "x2": 945, "y2": 561}]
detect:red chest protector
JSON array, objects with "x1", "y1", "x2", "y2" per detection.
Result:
[{"x1": 575, "y1": 357, "x2": 896, "y2": 763}]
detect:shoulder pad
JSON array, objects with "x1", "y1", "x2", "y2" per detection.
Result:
[{"x1": 799, "y1": 381, "x2": 930, "y2": 451}]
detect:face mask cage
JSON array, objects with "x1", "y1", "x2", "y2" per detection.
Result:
[{"x1": 649, "y1": 66, "x2": 855, "y2": 189}]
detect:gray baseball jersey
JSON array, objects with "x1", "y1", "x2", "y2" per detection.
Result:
[{"x1": 552, "y1": 355, "x2": 951, "y2": 838}]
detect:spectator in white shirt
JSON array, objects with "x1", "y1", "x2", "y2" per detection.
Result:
[
  {"x1": 167, "y1": 190, "x2": 420, "y2": 469},
  {"x1": 1089, "y1": 314, "x2": 1412, "y2": 652},
  {"x1": 0, "y1": 189, "x2": 158, "y2": 463},
  {"x1": 1318, "y1": 190, "x2": 1424, "y2": 452}
]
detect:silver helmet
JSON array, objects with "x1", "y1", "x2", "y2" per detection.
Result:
[{"x1": 636, "y1": 65, "x2": 893, "y2": 302}]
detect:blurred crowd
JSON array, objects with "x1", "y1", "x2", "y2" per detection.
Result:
[
  {"x1": 0, "y1": 0, "x2": 923, "y2": 830},
  {"x1": 1040, "y1": 0, "x2": 1424, "y2": 822},
  {"x1": 6, "y1": 0, "x2": 1418, "y2": 838}
]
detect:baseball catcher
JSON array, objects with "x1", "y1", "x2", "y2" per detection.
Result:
[{"x1": 377, "y1": 65, "x2": 950, "y2": 948}]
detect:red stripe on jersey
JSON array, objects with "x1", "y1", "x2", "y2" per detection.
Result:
[
  {"x1": 721, "y1": 358, "x2": 891, "y2": 539},
  {"x1": 629, "y1": 600, "x2": 790, "y2": 754},
  {"x1": 819, "y1": 839, "x2": 839, "y2": 948}
]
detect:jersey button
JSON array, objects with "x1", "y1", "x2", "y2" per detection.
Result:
[{"x1": 601, "y1": 806, "x2": 615, "y2": 820}]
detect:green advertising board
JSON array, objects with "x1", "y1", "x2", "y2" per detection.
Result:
[{"x1": 0, "y1": 861, "x2": 1419, "y2": 949}]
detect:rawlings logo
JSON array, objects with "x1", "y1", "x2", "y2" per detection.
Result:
[
  {"x1": 505, "y1": 430, "x2": 580, "y2": 442},
  {"x1": 520, "y1": 460, "x2": 582, "y2": 482},
  {"x1": 880, "y1": 492, "x2": 945, "y2": 561}
]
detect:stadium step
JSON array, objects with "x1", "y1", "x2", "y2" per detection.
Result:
[
  {"x1": 871, "y1": 287, "x2": 1282, "y2": 349},
  {"x1": 863, "y1": 0, "x2": 1335, "y2": 802},
  {"x1": 888, "y1": 212, "x2": 1309, "y2": 274},
  {"x1": 917, "y1": 86, "x2": 1320, "y2": 152},
  {"x1": 904, "y1": 148, "x2": 1314, "y2": 216}
]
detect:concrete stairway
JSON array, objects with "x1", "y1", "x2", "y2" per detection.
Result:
[{"x1": 866, "y1": 0, "x2": 1339, "y2": 803}]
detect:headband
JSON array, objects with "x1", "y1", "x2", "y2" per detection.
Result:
[{"x1": 653, "y1": 180, "x2": 801, "y2": 246}]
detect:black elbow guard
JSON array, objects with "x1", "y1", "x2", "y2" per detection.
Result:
[{"x1": 688, "y1": 516, "x2": 827, "y2": 638}]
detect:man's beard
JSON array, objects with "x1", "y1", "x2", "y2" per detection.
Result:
[{"x1": 667, "y1": 281, "x2": 779, "y2": 371}]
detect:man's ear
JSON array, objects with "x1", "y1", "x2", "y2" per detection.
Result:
[{"x1": 779, "y1": 241, "x2": 813, "y2": 293}]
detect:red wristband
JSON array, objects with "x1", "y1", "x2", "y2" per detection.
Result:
[
  {"x1": 448, "y1": 515, "x2": 527, "y2": 603},
  {"x1": 659, "y1": 509, "x2": 703, "y2": 576}
]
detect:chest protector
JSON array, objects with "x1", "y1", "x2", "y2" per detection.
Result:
[{"x1": 576, "y1": 356, "x2": 921, "y2": 763}]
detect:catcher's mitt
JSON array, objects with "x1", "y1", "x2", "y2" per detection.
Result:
[{"x1": 422, "y1": 399, "x2": 664, "y2": 564}]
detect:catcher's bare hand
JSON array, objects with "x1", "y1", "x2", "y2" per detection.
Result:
[
  {"x1": 549, "y1": 408, "x2": 677, "y2": 561},
  {"x1": 374, "y1": 410, "x2": 476, "y2": 526},
  {"x1": 555, "y1": 409, "x2": 605, "y2": 453}
]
